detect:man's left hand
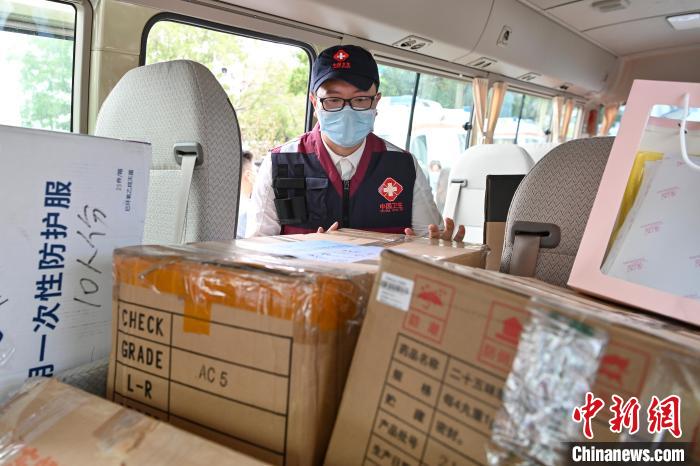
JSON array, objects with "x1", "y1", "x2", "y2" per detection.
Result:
[{"x1": 404, "y1": 217, "x2": 466, "y2": 242}]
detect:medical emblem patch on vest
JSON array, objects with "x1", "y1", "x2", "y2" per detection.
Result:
[{"x1": 379, "y1": 177, "x2": 403, "y2": 202}]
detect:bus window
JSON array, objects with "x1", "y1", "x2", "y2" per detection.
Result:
[
  {"x1": 0, "y1": 0, "x2": 76, "y2": 131},
  {"x1": 412, "y1": 74, "x2": 472, "y2": 171},
  {"x1": 494, "y1": 90, "x2": 551, "y2": 144},
  {"x1": 606, "y1": 105, "x2": 625, "y2": 136},
  {"x1": 144, "y1": 19, "x2": 311, "y2": 158},
  {"x1": 374, "y1": 67, "x2": 472, "y2": 172},
  {"x1": 566, "y1": 105, "x2": 582, "y2": 140},
  {"x1": 517, "y1": 94, "x2": 552, "y2": 144},
  {"x1": 373, "y1": 64, "x2": 418, "y2": 150}
]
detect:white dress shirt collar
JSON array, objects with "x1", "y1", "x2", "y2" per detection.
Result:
[{"x1": 321, "y1": 138, "x2": 366, "y2": 180}]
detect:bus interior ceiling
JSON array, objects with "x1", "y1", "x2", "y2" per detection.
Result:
[{"x1": 2, "y1": 0, "x2": 700, "y2": 158}]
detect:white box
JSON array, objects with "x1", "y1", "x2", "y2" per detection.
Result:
[{"x1": 0, "y1": 125, "x2": 150, "y2": 398}]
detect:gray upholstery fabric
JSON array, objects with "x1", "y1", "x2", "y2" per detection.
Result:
[
  {"x1": 55, "y1": 357, "x2": 109, "y2": 398},
  {"x1": 95, "y1": 60, "x2": 241, "y2": 244},
  {"x1": 500, "y1": 137, "x2": 614, "y2": 286}
]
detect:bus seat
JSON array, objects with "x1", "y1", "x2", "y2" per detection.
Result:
[
  {"x1": 95, "y1": 59, "x2": 242, "y2": 245},
  {"x1": 518, "y1": 142, "x2": 561, "y2": 164},
  {"x1": 442, "y1": 144, "x2": 534, "y2": 244},
  {"x1": 500, "y1": 137, "x2": 614, "y2": 286},
  {"x1": 55, "y1": 357, "x2": 109, "y2": 398}
]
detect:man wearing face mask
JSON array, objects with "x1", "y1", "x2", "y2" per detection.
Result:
[{"x1": 247, "y1": 44, "x2": 464, "y2": 240}]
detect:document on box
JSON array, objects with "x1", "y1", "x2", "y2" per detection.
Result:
[
  {"x1": 602, "y1": 154, "x2": 700, "y2": 299},
  {"x1": 239, "y1": 239, "x2": 382, "y2": 263},
  {"x1": 0, "y1": 125, "x2": 150, "y2": 399}
]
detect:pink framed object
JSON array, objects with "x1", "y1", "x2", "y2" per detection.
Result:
[{"x1": 569, "y1": 80, "x2": 700, "y2": 326}]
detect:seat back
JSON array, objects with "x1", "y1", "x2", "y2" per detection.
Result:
[
  {"x1": 95, "y1": 60, "x2": 242, "y2": 244},
  {"x1": 518, "y1": 142, "x2": 561, "y2": 164},
  {"x1": 442, "y1": 144, "x2": 534, "y2": 243},
  {"x1": 500, "y1": 137, "x2": 614, "y2": 286}
]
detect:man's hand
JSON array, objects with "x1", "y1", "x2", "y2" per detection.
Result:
[
  {"x1": 404, "y1": 217, "x2": 466, "y2": 242},
  {"x1": 317, "y1": 221, "x2": 340, "y2": 233}
]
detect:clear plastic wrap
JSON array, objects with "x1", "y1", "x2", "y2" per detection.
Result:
[
  {"x1": 488, "y1": 292, "x2": 700, "y2": 465},
  {"x1": 0, "y1": 378, "x2": 268, "y2": 465},
  {"x1": 625, "y1": 352, "x2": 700, "y2": 444},
  {"x1": 108, "y1": 242, "x2": 374, "y2": 466},
  {"x1": 489, "y1": 300, "x2": 609, "y2": 466}
]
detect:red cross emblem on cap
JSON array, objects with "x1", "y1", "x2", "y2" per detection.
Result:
[
  {"x1": 333, "y1": 49, "x2": 349, "y2": 62},
  {"x1": 379, "y1": 177, "x2": 403, "y2": 202}
]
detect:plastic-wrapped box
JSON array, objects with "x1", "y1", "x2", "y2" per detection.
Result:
[
  {"x1": 107, "y1": 242, "x2": 374, "y2": 466},
  {"x1": 0, "y1": 379, "x2": 268, "y2": 465}
]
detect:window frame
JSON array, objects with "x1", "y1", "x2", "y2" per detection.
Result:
[
  {"x1": 73, "y1": 0, "x2": 92, "y2": 133},
  {"x1": 495, "y1": 87, "x2": 556, "y2": 145},
  {"x1": 1, "y1": 0, "x2": 91, "y2": 133},
  {"x1": 139, "y1": 12, "x2": 316, "y2": 132}
]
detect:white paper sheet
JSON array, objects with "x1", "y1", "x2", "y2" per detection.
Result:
[{"x1": 240, "y1": 239, "x2": 383, "y2": 263}]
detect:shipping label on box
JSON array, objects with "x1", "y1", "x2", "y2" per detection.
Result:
[{"x1": 0, "y1": 125, "x2": 149, "y2": 398}]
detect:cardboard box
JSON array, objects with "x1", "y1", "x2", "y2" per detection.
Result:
[
  {"x1": 0, "y1": 125, "x2": 149, "y2": 400},
  {"x1": 0, "y1": 379, "x2": 268, "y2": 465},
  {"x1": 107, "y1": 242, "x2": 375, "y2": 466},
  {"x1": 238, "y1": 228, "x2": 488, "y2": 270},
  {"x1": 326, "y1": 250, "x2": 700, "y2": 466}
]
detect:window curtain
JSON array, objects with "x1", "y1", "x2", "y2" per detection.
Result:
[
  {"x1": 560, "y1": 98, "x2": 575, "y2": 142},
  {"x1": 470, "y1": 77, "x2": 489, "y2": 145},
  {"x1": 598, "y1": 104, "x2": 620, "y2": 136},
  {"x1": 586, "y1": 108, "x2": 598, "y2": 136},
  {"x1": 550, "y1": 95, "x2": 564, "y2": 143},
  {"x1": 484, "y1": 81, "x2": 508, "y2": 144}
]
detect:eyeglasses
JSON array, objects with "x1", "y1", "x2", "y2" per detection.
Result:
[{"x1": 318, "y1": 95, "x2": 377, "y2": 112}]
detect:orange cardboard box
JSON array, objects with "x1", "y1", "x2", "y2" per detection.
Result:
[
  {"x1": 326, "y1": 250, "x2": 700, "y2": 465},
  {"x1": 0, "y1": 379, "x2": 268, "y2": 465},
  {"x1": 107, "y1": 241, "x2": 374, "y2": 466}
]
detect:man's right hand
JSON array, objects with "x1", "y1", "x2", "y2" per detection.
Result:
[{"x1": 404, "y1": 217, "x2": 466, "y2": 242}]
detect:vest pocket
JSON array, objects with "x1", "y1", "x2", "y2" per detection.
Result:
[{"x1": 305, "y1": 176, "x2": 329, "y2": 222}]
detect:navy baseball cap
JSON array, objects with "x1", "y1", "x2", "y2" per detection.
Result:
[{"x1": 311, "y1": 45, "x2": 380, "y2": 92}]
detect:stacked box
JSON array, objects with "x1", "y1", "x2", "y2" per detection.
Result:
[{"x1": 107, "y1": 242, "x2": 375, "y2": 466}]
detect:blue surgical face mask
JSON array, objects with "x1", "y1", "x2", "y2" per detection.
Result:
[{"x1": 317, "y1": 106, "x2": 376, "y2": 148}]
